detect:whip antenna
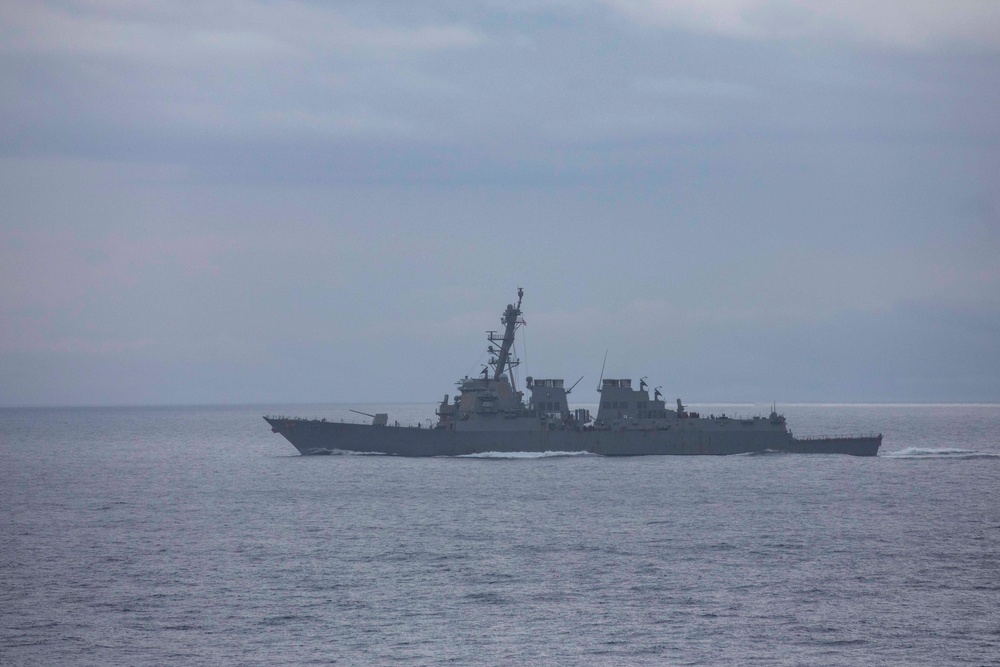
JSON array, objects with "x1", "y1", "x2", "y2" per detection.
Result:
[{"x1": 596, "y1": 349, "x2": 608, "y2": 392}]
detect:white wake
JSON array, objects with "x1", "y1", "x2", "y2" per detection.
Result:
[
  {"x1": 456, "y1": 450, "x2": 599, "y2": 459},
  {"x1": 883, "y1": 447, "x2": 999, "y2": 459}
]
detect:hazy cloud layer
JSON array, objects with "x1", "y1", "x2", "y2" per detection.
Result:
[
  {"x1": 1, "y1": 0, "x2": 998, "y2": 405},
  {"x1": 604, "y1": 0, "x2": 1000, "y2": 48}
]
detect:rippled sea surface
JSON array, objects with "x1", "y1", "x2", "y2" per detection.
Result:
[{"x1": 2, "y1": 403, "x2": 999, "y2": 666}]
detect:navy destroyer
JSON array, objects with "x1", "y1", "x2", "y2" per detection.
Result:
[{"x1": 265, "y1": 289, "x2": 881, "y2": 456}]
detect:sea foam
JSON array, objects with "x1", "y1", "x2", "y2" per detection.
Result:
[
  {"x1": 883, "y1": 447, "x2": 999, "y2": 459},
  {"x1": 455, "y1": 450, "x2": 598, "y2": 459}
]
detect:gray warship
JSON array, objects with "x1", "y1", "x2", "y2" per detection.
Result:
[{"x1": 265, "y1": 289, "x2": 881, "y2": 457}]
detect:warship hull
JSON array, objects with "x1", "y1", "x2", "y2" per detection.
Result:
[{"x1": 264, "y1": 417, "x2": 881, "y2": 457}]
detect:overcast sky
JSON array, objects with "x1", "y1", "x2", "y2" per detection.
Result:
[{"x1": 2, "y1": 0, "x2": 999, "y2": 407}]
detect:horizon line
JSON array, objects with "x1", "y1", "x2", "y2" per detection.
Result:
[{"x1": 3, "y1": 400, "x2": 1000, "y2": 410}]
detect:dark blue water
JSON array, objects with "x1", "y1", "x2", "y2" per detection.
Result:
[{"x1": 2, "y1": 403, "x2": 999, "y2": 666}]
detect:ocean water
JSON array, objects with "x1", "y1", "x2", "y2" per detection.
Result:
[{"x1": 2, "y1": 403, "x2": 998, "y2": 666}]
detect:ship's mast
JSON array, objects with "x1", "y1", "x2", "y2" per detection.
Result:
[{"x1": 488, "y1": 288, "x2": 524, "y2": 382}]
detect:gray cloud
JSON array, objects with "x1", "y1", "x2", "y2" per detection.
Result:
[
  {"x1": 601, "y1": 0, "x2": 1000, "y2": 49},
  {"x1": 1, "y1": 1, "x2": 998, "y2": 405}
]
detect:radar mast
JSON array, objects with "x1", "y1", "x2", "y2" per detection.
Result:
[{"x1": 487, "y1": 288, "x2": 524, "y2": 384}]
